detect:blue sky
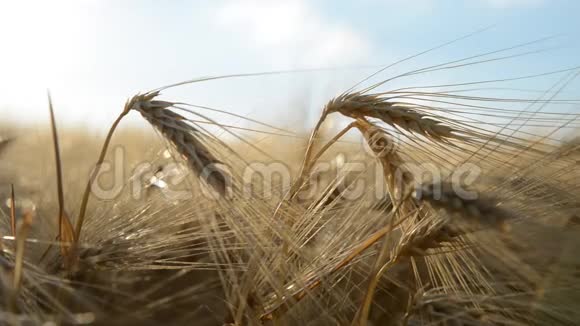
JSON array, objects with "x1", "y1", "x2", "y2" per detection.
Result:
[{"x1": 0, "y1": 0, "x2": 578, "y2": 132}]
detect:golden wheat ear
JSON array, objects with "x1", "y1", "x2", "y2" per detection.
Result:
[
  {"x1": 325, "y1": 92, "x2": 469, "y2": 142},
  {"x1": 127, "y1": 92, "x2": 230, "y2": 196},
  {"x1": 75, "y1": 90, "x2": 232, "y2": 246}
]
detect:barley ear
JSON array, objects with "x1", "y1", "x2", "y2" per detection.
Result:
[
  {"x1": 326, "y1": 93, "x2": 470, "y2": 143},
  {"x1": 130, "y1": 92, "x2": 229, "y2": 196}
]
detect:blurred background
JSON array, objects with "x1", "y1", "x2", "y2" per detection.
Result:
[{"x1": 0, "y1": 0, "x2": 579, "y2": 134}]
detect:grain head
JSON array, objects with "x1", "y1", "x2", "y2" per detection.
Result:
[
  {"x1": 325, "y1": 92, "x2": 467, "y2": 142},
  {"x1": 126, "y1": 92, "x2": 229, "y2": 197}
]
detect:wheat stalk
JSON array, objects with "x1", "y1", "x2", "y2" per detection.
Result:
[
  {"x1": 260, "y1": 197, "x2": 423, "y2": 322},
  {"x1": 9, "y1": 185, "x2": 16, "y2": 238},
  {"x1": 356, "y1": 215, "x2": 461, "y2": 325},
  {"x1": 10, "y1": 212, "x2": 33, "y2": 313}
]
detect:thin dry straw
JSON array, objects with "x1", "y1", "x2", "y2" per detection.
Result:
[
  {"x1": 355, "y1": 34, "x2": 559, "y2": 95},
  {"x1": 173, "y1": 104, "x2": 276, "y2": 165},
  {"x1": 175, "y1": 102, "x2": 296, "y2": 137},
  {"x1": 75, "y1": 98, "x2": 131, "y2": 242},
  {"x1": 346, "y1": 25, "x2": 497, "y2": 94},
  {"x1": 10, "y1": 212, "x2": 32, "y2": 312},
  {"x1": 459, "y1": 70, "x2": 580, "y2": 171},
  {"x1": 152, "y1": 64, "x2": 403, "y2": 94},
  {"x1": 288, "y1": 120, "x2": 357, "y2": 200},
  {"x1": 386, "y1": 66, "x2": 580, "y2": 95},
  {"x1": 9, "y1": 185, "x2": 16, "y2": 238},
  {"x1": 356, "y1": 218, "x2": 460, "y2": 325},
  {"x1": 490, "y1": 72, "x2": 580, "y2": 169},
  {"x1": 360, "y1": 44, "x2": 560, "y2": 97},
  {"x1": 260, "y1": 202, "x2": 416, "y2": 321}
]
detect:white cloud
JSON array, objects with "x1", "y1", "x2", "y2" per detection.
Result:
[
  {"x1": 481, "y1": 0, "x2": 545, "y2": 8},
  {"x1": 214, "y1": 0, "x2": 371, "y2": 67}
]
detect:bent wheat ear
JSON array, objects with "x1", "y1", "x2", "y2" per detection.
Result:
[
  {"x1": 415, "y1": 181, "x2": 511, "y2": 231},
  {"x1": 128, "y1": 92, "x2": 229, "y2": 196},
  {"x1": 76, "y1": 91, "x2": 229, "y2": 242},
  {"x1": 325, "y1": 92, "x2": 465, "y2": 142}
]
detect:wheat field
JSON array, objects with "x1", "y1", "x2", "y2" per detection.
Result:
[{"x1": 1, "y1": 35, "x2": 580, "y2": 326}]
